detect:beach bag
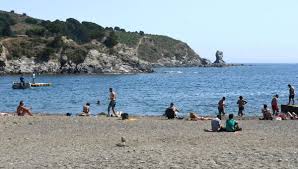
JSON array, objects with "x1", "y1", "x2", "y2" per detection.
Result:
[
  {"x1": 165, "y1": 108, "x2": 175, "y2": 119},
  {"x1": 121, "y1": 113, "x2": 129, "y2": 120}
]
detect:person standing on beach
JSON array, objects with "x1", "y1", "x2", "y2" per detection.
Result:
[
  {"x1": 108, "y1": 88, "x2": 117, "y2": 117},
  {"x1": 218, "y1": 97, "x2": 226, "y2": 116},
  {"x1": 237, "y1": 96, "x2": 247, "y2": 117},
  {"x1": 288, "y1": 84, "x2": 295, "y2": 105},
  {"x1": 271, "y1": 94, "x2": 279, "y2": 115}
]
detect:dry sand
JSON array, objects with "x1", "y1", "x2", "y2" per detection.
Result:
[{"x1": 0, "y1": 115, "x2": 297, "y2": 169}]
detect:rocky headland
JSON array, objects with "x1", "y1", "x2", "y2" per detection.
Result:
[{"x1": 0, "y1": 10, "x2": 236, "y2": 74}]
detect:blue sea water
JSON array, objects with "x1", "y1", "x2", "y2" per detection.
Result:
[{"x1": 0, "y1": 64, "x2": 297, "y2": 116}]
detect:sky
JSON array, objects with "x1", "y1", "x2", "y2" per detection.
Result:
[{"x1": 1, "y1": 0, "x2": 298, "y2": 63}]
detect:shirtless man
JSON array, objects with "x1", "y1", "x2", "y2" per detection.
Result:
[
  {"x1": 16, "y1": 101, "x2": 33, "y2": 116},
  {"x1": 237, "y1": 96, "x2": 247, "y2": 117},
  {"x1": 79, "y1": 103, "x2": 90, "y2": 116},
  {"x1": 218, "y1": 97, "x2": 226, "y2": 116},
  {"x1": 288, "y1": 84, "x2": 295, "y2": 105},
  {"x1": 108, "y1": 88, "x2": 117, "y2": 117}
]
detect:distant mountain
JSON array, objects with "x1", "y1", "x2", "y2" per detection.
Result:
[{"x1": 0, "y1": 10, "x2": 214, "y2": 74}]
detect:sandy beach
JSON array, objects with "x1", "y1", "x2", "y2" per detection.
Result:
[{"x1": 0, "y1": 115, "x2": 297, "y2": 169}]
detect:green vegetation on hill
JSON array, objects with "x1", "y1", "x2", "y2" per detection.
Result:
[
  {"x1": 0, "y1": 10, "x2": 204, "y2": 70},
  {"x1": 0, "y1": 10, "x2": 151, "y2": 49}
]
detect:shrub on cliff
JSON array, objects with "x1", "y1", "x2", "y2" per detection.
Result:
[
  {"x1": 36, "y1": 47, "x2": 55, "y2": 62},
  {"x1": 47, "y1": 36, "x2": 64, "y2": 48},
  {"x1": 25, "y1": 18, "x2": 38, "y2": 25},
  {"x1": 26, "y1": 28, "x2": 46, "y2": 37},
  {"x1": 104, "y1": 31, "x2": 118, "y2": 48}
]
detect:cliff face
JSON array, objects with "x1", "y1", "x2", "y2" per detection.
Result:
[{"x1": 0, "y1": 10, "x2": 215, "y2": 74}]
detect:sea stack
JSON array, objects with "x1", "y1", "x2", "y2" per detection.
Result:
[{"x1": 213, "y1": 50, "x2": 225, "y2": 64}]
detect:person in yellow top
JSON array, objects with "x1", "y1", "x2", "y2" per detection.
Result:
[{"x1": 108, "y1": 88, "x2": 117, "y2": 117}]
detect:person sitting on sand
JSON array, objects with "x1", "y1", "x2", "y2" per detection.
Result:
[
  {"x1": 211, "y1": 115, "x2": 225, "y2": 132},
  {"x1": 164, "y1": 103, "x2": 179, "y2": 119},
  {"x1": 237, "y1": 96, "x2": 247, "y2": 117},
  {"x1": 225, "y1": 114, "x2": 242, "y2": 132},
  {"x1": 16, "y1": 101, "x2": 33, "y2": 116},
  {"x1": 271, "y1": 94, "x2": 279, "y2": 116},
  {"x1": 260, "y1": 104, "x2": 273, "y2": 120},
  {"x1": 189, "y1": 112, "x2": 212, "y2": 121},
  {"x1": 79, "y1": 103, "x2": 91, "y2": 116}
]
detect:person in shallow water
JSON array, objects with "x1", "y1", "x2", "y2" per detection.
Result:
[
  {"x1": 108, "y1": 88, "x2": 117, "y2": 117},
  {"x1": 225, "y1": 114, "x2": 242, "y2": 132},
  {"x1": 288, "y1": 84, "x2": 295, "y2": 105},
  {"x1": 218, "y1": 97, "x2": 226, "y2": 117},
  {"x1": 16, "y1": 101, "x2": 33, "y2": 116},
  {"x1": 79, "y1": 103, "x2": 91, "y2": 116},
  {"x1": 237, "y1": 96, "x2": 247, "y2": 117}
]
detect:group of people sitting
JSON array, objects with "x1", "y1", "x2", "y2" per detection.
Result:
[
  {"x1": 260, "y1": 103, "x2": 298, "y2": 120},
  {"x1": 210, "y1": 114, "x2": 242, "y2": 132}
]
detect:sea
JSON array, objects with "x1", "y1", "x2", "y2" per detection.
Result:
[{"x1": 0, "y1": 64, "x2": 297, "y2": 116}]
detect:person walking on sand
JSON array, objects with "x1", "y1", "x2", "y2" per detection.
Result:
[
  {"x1": 218, "y1": 97, "x2": 226, "y2": 116},
  {"x1": 16, "y1": 101, "x2": 33, "y2": 116},
  {"x1": 288, "y1": 84, "x2": 295, "y2": 105},
  {"x1": 237, "y1": 96, "x2": 247, "y2": 117},
  {"x1": 271, "y1": 94, "x2": 279, "y2": 115},
  {"x1": 108, "y1": 88, "x2": 117, "y2": 117}
]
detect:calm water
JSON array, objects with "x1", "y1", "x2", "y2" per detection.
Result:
[{"x1": 0, "y1": 64, "x2": 297, "y2": 116}]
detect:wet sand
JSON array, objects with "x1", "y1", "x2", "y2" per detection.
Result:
[{"x1": 0, "y1": 115, "x2": 297, "y2": 168}]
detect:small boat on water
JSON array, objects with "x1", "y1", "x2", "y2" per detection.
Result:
[
  {"x1": 12, "y1": 82, "x2": 52, "y2": 89},
  {"x1": 12, "y1": 82, "x2": 31, "y2": 89}
]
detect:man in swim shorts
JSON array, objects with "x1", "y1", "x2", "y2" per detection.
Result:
[
  {"x1": 237, "y1": 96, "x2": 247, "y2": 117},
  {"x1": 108, "y1": 88, "x2": 117, "y2": 117}
]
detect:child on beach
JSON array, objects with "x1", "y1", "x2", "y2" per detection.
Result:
[
  {"x1": 271, "y1": 94, "x2": 279, "y2": 115},
  {"x1": 237, "y1": 96, "x2": 247, "y2": 117},
  {"x1": 16, "y1": 101, "x2": 33, "y2": 116}
]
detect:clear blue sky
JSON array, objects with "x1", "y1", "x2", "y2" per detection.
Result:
[{"x1": 2, "y1": 0, "x2": 298, "y2": 63}]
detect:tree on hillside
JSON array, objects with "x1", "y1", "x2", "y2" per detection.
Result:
[
  {"x1": 114, "y1": 26, "x2": 120, "y2": 31},
  {"x1": 82, "y1": 21, "x2": 105, "y2": 40},
  {"x1": 0, "y1": 19, "x2": 13, "y2": 36},
  {"x1": 139, "y1": 31, "x2": 145, "y2": 36},
  {"x1": 65, "y1": 18, "x2": 89, "y2": 43},
  {"x1": 104, "y1": 31, "x2": 118, "y2": 48}
]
